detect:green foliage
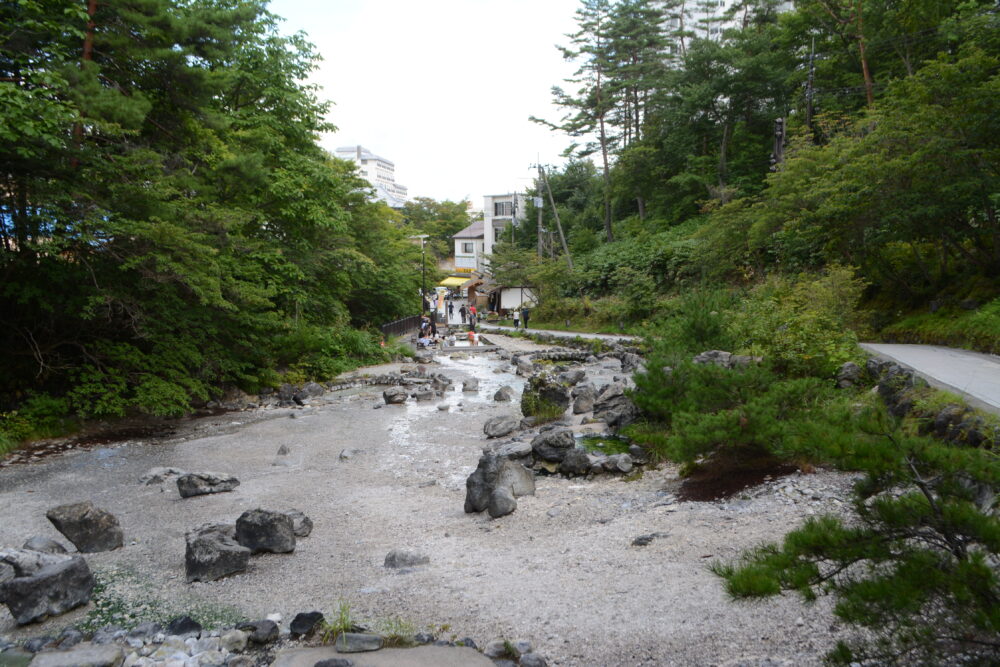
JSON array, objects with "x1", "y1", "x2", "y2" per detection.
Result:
[
  {"x1": 714, "y1": 408, "x2": 1000, "y2": 665},
  {"x1": 320, "y1": 600, "x2": 355, "y2": 644},
  {"x1": 520, "y1": 393, "x2": 567, "y2": 424},
  {"x1": 881, "y1": 297, "x2": 1000, "y2": 354}
]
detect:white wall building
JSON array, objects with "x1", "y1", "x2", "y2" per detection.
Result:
[
  {"x1": 334, "y1": 145, "x2": 409, "y2": 208},
  {"x1": 482, "y1": 192, "x2": 527, "y2": 261},
  {"x1": 451, "y1": 220, "x2": 484, "y2": 274}
]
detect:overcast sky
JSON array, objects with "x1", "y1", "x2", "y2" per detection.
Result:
[{"x1": 266, "y1": 0, "x2": 582, "y2": 205}]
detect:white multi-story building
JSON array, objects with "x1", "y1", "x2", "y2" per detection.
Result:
[
  {"x1": 334, "y1": 145, "x2": 409, "y2": 208},
  {"x1": 451, "y1": 220, "x2": 484, "y2": 274},
  {"x1": 661, "y1": 0, "x2": 794, "y2": 43},
  {"x1": 482, "y1": 192, "x2": 527, "y2": 261}
]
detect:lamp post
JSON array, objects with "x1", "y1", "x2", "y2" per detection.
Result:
[{"x1": 410, "y1": 234, "x2": 429, "y2": 314}]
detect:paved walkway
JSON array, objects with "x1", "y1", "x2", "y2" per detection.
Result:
[{"x1": 862, "y1": 343, "x2": 1000, "y2": 415}]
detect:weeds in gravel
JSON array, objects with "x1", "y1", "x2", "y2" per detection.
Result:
[
  {"x1": 319, "y1": 600, "x2": 355, "y2": 644},
  {"x1": 374, "y1": 616, "x2": 416, "y2": 647}
]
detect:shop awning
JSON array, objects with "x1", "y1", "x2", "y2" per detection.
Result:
[{"x1": 438, "y1": 276, "x2": 471, "y2": 287}]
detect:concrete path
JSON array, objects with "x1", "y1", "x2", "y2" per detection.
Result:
[
  {"x1": 271, "y1": 645, "x2": 492, "y2": 667},
  {"x1": 861, "y1": 343, "x2": 1000, "y2": 414}
]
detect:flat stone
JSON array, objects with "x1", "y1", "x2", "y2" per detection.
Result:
[
  {"x1": 270, "y1": 645, "x2": 494, "y2": 666},
  {"x1": 28, "y1": 644, "x2": 125, "y2": 667},
  {"x1": 176, "y1": 472, "x2": 240, "y2": 498},
  {"x1": 384, "y1": 549, "x2": 430, "y2": 568},
  {"x1": 334, "y1": 633, "x2": 383, "y2": 653}
]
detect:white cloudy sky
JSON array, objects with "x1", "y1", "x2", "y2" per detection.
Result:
[{"x1": 266, "y1": 0, "x2": 582, "y2": 204}]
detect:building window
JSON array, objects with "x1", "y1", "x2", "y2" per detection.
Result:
[
  {"x1": 462, "y1": 242, "x2": 474, "y2": 254},
  {"x1": 494, "y1": 226, "x2": 504, "y2": 242},
  {"x1": 493, "y1": 201, "x2": 513, "y2": 216}
]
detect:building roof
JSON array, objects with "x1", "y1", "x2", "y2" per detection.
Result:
[{"x1": 452, "y1": 220, "x2": 484, "y2": 239}]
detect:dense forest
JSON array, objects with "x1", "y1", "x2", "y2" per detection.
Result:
[
  {"x1": 0, "y1": 0, "x2": 437, "y2": 438},
  {"x1": 493, "y1": 0, "x2": 999, "y2": 352}
]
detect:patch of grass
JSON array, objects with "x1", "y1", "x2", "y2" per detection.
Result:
[
  {"x1": 520, "y1": 393, "x2": 566, "y2": 424},
  {"x1": 880, "y1": 298, "x2": 1000, "y2": 354},
  {"x1": 319, "y1": 600, "x2": 355, "y2": 644},
  {"x1": 373, "y1": 616, "x2": 416, "y2": 648}
]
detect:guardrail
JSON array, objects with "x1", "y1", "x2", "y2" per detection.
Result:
[{"x1": 380, "y1": 315, "x2": 422, "y2": 339}]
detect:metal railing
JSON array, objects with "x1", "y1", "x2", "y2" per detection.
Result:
[{"x1": 380, "y1": 315, "x2": 422, "y2": 339}]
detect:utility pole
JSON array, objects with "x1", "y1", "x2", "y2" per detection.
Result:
[
  {"x1": 536, "y1": 195, "x2": 543, "y2": 258},
  {"x1": 805, "y1": 36, "x2": 816, "y2": 129},
  {"x1": 538, "y1": 165, "x2": 573, "y2": 271}
]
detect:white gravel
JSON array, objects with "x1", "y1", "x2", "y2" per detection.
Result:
[{"x1": 0, "y1": 334, "x2": 859, "y2": 665}]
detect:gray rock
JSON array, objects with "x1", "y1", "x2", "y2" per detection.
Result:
[
  {"x1": 464, "y1": 454, "x2": 535, "y2": 513},
  {"x1": 558, "y1": 448, "x2": 591, "y2": 476},
  {"x1": 46, "y1": 501, "x2": 123, "y2": 553},
  {"x1": 592, "y1": 383, "x2": 639, "y2": 431},
  {"x1": 282, "y1": 509, "x2": 313, "y2": 537},
  {"x1": 247, "y1": 619, "x2": 279, "y2": 644},
  {"x1": 338, "y1": 448, "x2": 362, "y2": 461},
  {"x1": 515, "y1": 357, "x2": 535, "y2": 376},
  {"x1": 314, "y1": 659, "x2": 355, "y2": 667},
  {"x1": 0, "y1": 549, "x2": 95, "y2": 625},
  {"x1": 139, "y1": 467, "x2": 186, "y2": 485},
  {"x1": 27, "y1": 644, "x2": 125, "y2": 667},
  {"x1": 462, "y1": 378, "x2": 479, "y2": 392},
  {"x1": 437, "y1": 403, "x2": 450, "y2": 411},
  {"x1": 521, "y1": 373, "x2": 570, "y2": 416},
  {"x1": 836, "y1": 361, "x2": 863, "y2": 388},
  {"x1": 335, "y1": 633, "x2": 383, "y2": 653},
  {"x1": 23, "y1": 636, "x2": 56, "y2": 652},
  {"x1": 21, "y1": 537, "x2": 67, "y2": 554},
  {"x1": 496, "y1": 460, "x2": 535, "y2": 497},
  {"x1": 571, "y1": 384, "x2": 596, "y2": 414},
  {"x1": 484, "y1": 640, "x2": 512, "y2": 658},
  {"x1": 225, "y1": 656, "x2": 256, "y2": 667},
  {"x1": 384, "y1": 549, "x2": 430, "y2": 568},
  {"x1": 413, "y1": 389, "x2": 436, "y2": 401},
  {"x1": 127, "y1": 621, "x2": 161, "y2": 641},
  {"x1": 57, "y1": 628, "x2": 85, "y2": 648},
  {"x1": 628, "y1": 444, "x2": 649, "y2": 464},
  {"x1": 487, "y1": 487, "x2": 517, "y2": 518},
  {"x1": 413, "y1": 350, "x2": 435, "y2": 364},
  {"x1": 184, "y1": 523, "x2": 250, "y2": 583},
  {"x1": 289, "y1": 611, "x2": 324, "y2": 638},
  {"x1": 219, "y1": 629, "x2": 248, "y2": 653},
  {"x1": 235, "y1": 509, "x2": 295, "y2": 554},
  {"x1": 165, "y1": 615, "x2": 202, "y2": 640},
  {"x1": 530, "y1": 428, "x2": 576, "y2": 462},
  {"x1": 557, "y1": 369, "x2": 586, "y2": 385},
  {"x1": 0, "y1": 648, "x2": 32, "y2": 666},
  {"x1": 603, "y1": 453, "x2": 634, "y2": 474},
  {"x1": 176, "y1": 472, "x2": 240, "y2": 498},
  {"x1": 302, "y1": 381, "x2": 325, "y2": 397},
  {"x1": 483, "y1": 415, "x2": 519, "y2": 439},
  {"x1": 493, "y1": 385, "x2": 515, "y2": 402},
  {"x1": 492, "y1": 440, "x2": 532, "y2": 460},
  {"x1": 382, "y1": 387, "x2": 408, "y2": 405},
  {"x1": 692, "y1": 350, "x2": 732, "y2": 367},
  {"x1": 520, "y1": 654, "x2": 549, "y2": 667}
]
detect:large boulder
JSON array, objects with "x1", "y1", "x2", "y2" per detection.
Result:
[
  {"x1": 530, "y1": 428, "x2": 576, "y2": 462},
  {"x1": 282, "y1": 509, "x2": 313, "y2": 537},
  {"x1": 520, "y1": 373, "x2": 570, "y2": 417},
  {"x1": 488, "y1": 487, "x2": 517, "y2": 519},
  {"x1": 464, "y1": 453, "x2": 535, "y2": 514},
  {"x1": 0, "y1": 548, "x2": 95, "y2": 625},
  {"x1": 46, "y1": 501, "x2": 123, "y2": 553},
  {"x1": 494, "y1": 385, "x2": 515, "y2": 402},
  {"x1": 558, "y1": 448, "x2": 592, "y2": 476},
  {"x1": 235, "y1": 509, "x2": 295, "y2": 554},
  {"x1": 382, "y1": 386, "x2": 408, "y2": 405},
  {"x1": 462, "y1": 378, "x2": 479, "y2": 392},
  {"x1": 184, "y1": 523, "x2": 251, "y2": 583},
  {"x1": 592, "y1": 383, "x2": 639, "y2": 431},
  {"x1": 176, "y1": 472, "x2": 240, "y2": 498},
  {"x1": 484, "y1": 415, "x2": 519, "y2": 439}
]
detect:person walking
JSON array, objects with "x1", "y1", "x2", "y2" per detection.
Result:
[
  {"x1": 448, "y1": 301, "x2": 454, "y2": 321},
  {"x1": 512, "y1": 308, "x2": 520, "y2": 329},
  {"x1": 521, "y1": 307, "x2": 530, "y2": 330},
  {"x1": 469, "y1": 305, "x2": 477, "y2": 330},
  {"x1": 459, "y1": 304, "x2": 467, "y2": 324}
]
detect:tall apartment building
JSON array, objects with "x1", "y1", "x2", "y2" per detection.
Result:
[{"x1": 334, "y1": 145, "x2": 409, "y2": 208}]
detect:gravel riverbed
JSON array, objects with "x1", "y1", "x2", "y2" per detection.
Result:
[{"x1": 0, "y1": 334, "x2": 859, "y2": 665}]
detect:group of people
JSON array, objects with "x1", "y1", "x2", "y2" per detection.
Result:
[
  {"x1": 448, "y1": 301, "x2": 477, "y2": 328},
  {"x1": 509, "y1": 307, "x2": 530, "y2": 330}
]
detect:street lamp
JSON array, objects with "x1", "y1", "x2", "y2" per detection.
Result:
[{"x1": 409, "y1": 234, "x2": 429, "y2": 314}]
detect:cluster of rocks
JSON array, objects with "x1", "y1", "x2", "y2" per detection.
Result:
[
  {"x1": 186, "y1": 508, "x2": 312, "y2": 583},
  {"x1": 379, "y1": 367, "x2": 456, "y2": 405}
]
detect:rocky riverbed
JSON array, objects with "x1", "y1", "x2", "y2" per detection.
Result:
[{"x1": 0, "y1": 333, "x2": 860, "y2": 666}]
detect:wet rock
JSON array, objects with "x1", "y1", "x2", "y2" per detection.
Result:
[
  {"x1": 515, "y1": 357, "x2": 535, "y2": 376},
  {"x1": 382, "y1": 387, "x2": 408, "y2": 405},
  {"x1": 184, "y1": 523, "x2": 250, "y2": 582},
  {"x1": 530, "y1": 428, "x2": 576, "y2": 462},
  {"x1": 483, "y1": 415, "x2": 519, "y2": 439},
  {"x1": 176, "y1": 472, "x2": 240, "y2": 498},
  {"x1": 282, "y1": 509, "x2": 313, "y2": 537},
  {"x1": 335, "y1": 633, "x2": 383, "y2": 653},
  {"x1": 488, "y1": 487, "x2": 517, "y2": 518},
  {"x1": 384, "y1": 549, "x2": 430, "y2": 568},
  {"x1": 46, "y1": 501, "x2": 123, "y2": 553},
  {"x1": 603, "y1": 453, "x2": 634, "y2": 474},
  {"x1": 235, "y1": 509, "x2": 295, "y2": 554},
  {"x1": 494, "y1": 386, "x2": 515, "y2": 402},
  {"x1": 437, "y1": 403, "x2": 450, "y2": 411},
  {"x1": 413, "y1": 389, "x2": 436, "y2": 401},
  {"x1": 289, "y1": 611, "x2": 324, "y2": 638},
  {"x1": 21, "y1": 537, "x2": 67, "y2": 554},
  {"x1": 0, "y1": 549, "x2": 95, "y2": 625},
  {"x1": 463, "y1": 378, "x2": 480, "y2": 392}
]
